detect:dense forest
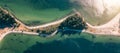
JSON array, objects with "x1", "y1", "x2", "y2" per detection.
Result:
[
  {"x1": 0, "y1": 8, "x2": 17, "y2": 28},
  {"x1": 59, "y1": 14, "x2": 87, "y2": 30}
]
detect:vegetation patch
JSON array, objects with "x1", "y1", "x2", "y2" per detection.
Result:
[
  {"x1": 0, "y1": 8, "x2": 17, "y2": 28},
  {"x1": 59, "y1": 14, "x2": 87, "y2": 30}
]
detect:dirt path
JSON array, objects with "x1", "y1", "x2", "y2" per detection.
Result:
[
  {"x1": 21, "y1": 13, "x2": 75, "y2": 29},
  {"x1": 0, "y1": 8, "x2": 76, "y2": 41},
  {"x1": 0, "y1": 8, "x2": 120, "y2": 42},
  {"x1": 11, "y1": 10, "x2": 120, "y2": 36}
]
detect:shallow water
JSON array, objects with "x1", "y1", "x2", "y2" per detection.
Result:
[
  {"x1": 23, "y1": 33, "x2": 120, "y2": 53},
  {"x1": 1, "y1": 33, "x2": 120, "y2": 53}
]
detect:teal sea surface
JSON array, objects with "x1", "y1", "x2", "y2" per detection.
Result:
[{"x1": 0, "y1": 33, "x2": 120, "y2": 53}]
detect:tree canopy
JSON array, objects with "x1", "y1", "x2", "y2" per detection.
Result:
[{"x1": 59, "y1": 14, "x2": 87, "y2": 30}]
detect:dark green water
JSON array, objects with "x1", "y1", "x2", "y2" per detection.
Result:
[
  {"x1": 24, "y1": 36, "x2": 120, "y2": 53},
  {"x1": 1, "y1": 33, "x2": 120, "y2": 53}
]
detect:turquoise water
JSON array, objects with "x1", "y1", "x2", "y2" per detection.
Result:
[{"x1": 1, "y1": 33, "x2": 120, "y2": 53}]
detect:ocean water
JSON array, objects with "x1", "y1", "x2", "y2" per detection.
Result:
[
  {"x1": 1, "y1": 32, "x2": 120, "y2": 53},
  {"x1": 23, "y1": 33, "x2": 120, "y2": 53}
]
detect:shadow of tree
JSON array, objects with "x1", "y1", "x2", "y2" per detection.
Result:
[
  {"x1": 58, "y1": 29, "x2": 82, "y2": 37},
  {"x1": 24, "y1": 38, "x2": 120, "y2": 53}
]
